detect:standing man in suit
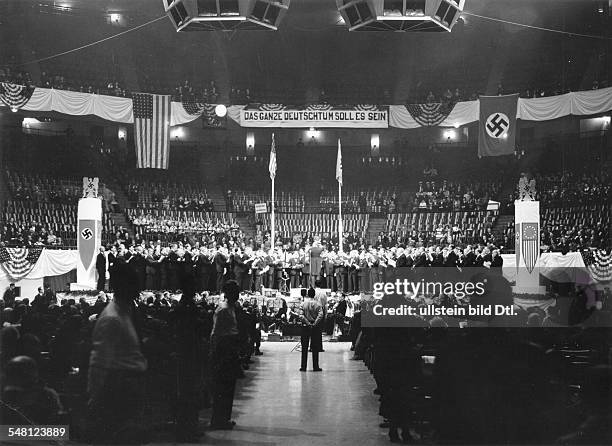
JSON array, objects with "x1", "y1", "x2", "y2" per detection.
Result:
[
  {"x1": 95, "y1": 247, "x2": 107, "y2": 291},
  {"x1": 463, "y1": 245, "x2": 476, "y2": 268},
  {"x1": 3, "y1": 283, "x2": 18, "y2": 308},
  {"x1": 196, "y1": 247, "x2": 213, "y2": 293},
  {"x1": 491, "y1": 249, "x2": 504, "y2": 268},
  {"x1": 129, "y1": 246, "x2": 147, "y2": 292},
  {"x1": 444, "y1": 245, "x2": 459, "y2": 268},
  {"x1": 301, "y1": 248, "x2": 310, "y2": 288},
  {"x1": 210, "y1": 280, "x2": 241, "y2": 430},
  {"x1": 323, "y1": 248, "x2": 335, "y2": 291},
  {"x1": 232, "y1": 248, "x2": 248, "y2": 292},
  {"x1": 215, "y1": 248, "x2": 229, "y2": 293},
  {"x1": 299, "y1": 288, "x2": 323, "y2": 372}
]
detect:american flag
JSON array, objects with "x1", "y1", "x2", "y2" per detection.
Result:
[
  {"x1": 0, "y1": 246, "x2": 44, "y2": 280},
  {"x1": 133, "y1": 93, "x2": 171, "y2": 169},
  {"x1": 0, "y1": 82, "x2": 34, "y2": 109},
  {"x1": 521, "y1": 222, "x2": 539, "y2": 274},
  {"x1": 269, "y1": 133, "x2": 277, "y2": 180},
  {"x1": 336, "y1": 139, "x2": 343, "y2": 186},
  {"x1": 583, "y1": 249, "x2": 612, "y2": 283}
]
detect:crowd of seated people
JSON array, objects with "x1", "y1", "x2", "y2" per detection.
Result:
[
  {"x1": 229, "y1": 87, "x2": 252, "y2": 105},
  {"x1": 319, "y1": 187, "x2": 399, "y2": 214},
  {"x1": 404, "y1": 77, "x2": 609, "y2": 105},
  {"x1": 0, "y1": 265, "x2": 263, "y2": 443},
  {"x1": 0, "y1": 67, "x2": 128, "y2": 97},
  {"x1": 384, "y1": 210, "x2": 500, "y2": 247},
  {"x1": 411, "y1": 179, "x2": 501, "y2": 212},
  {"x1": 1, "y1": 201, "x2": 116, "y2": 248},
  {"x1": 3, "y1": 172, "x2": 118, "y2": 247},
  {"x1": 258, "y1": 213, "x2": 369, "y2": 242},
  {"x1": 127, "y1": 181, "x2": 215, "y2": 211},
  {"x1": 6, "y1": 171, "x2": 84, "y2": 205},
  {"x1": 540, "y1": 205, "x2": 610, "y2": 251},
  {"x1": 172, "y1": 79, "x2": 219, "y2": 103},
  {"x1": 128, "y1": 209, "x2": 239, "y2": 244},
  {"x1": 351, "y1": 277, "x2": 612, "y2": 444},
  {"x1": 530, "y1": 171, "x2": 610, "y2": 207},
  {"x1": 0, "y1": 68, "x2": 34, "y2": 87},
  {"x1": 228, "y1": 189, "x2": 305, "y2": 213}
]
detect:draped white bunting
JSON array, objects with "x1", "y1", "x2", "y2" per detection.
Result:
[
  {"x1": 391, "y1": 87, "x2": 612, "y2": 129},
  {"x1": 0, "y1": 249, "x2": 77, "y2": 282},
  {"x1": 1, "y1": 86, "x2": 610, "y2": 127},
  {"x1": 501, "y1": 252, "x2": 589, "y2": 284},
  {"x1": 517, "y1": 87, "x2": 612, "y2": 121},
  {"x1": 0, "y1": 87, "x2": 134, "y2": 123}
]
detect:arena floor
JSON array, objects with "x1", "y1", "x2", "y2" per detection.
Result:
[{"x1": 195, "y1": 342, "x2": 389, "y2": 446}]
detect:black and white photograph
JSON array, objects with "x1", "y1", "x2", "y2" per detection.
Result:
[{"x1": 0, "y1": 0, "x2": 611, "y2": 445}]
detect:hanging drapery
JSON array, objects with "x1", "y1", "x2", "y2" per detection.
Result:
[
  {"x1": 390, "y1": 100, "x2": 479, "y2": 129},
  {"x1": 0, "y1": 249, "x2": 78, "y2": 282},
  {"x1": 11, "y1": 87, "x2": 134, "y2": 122},
  {"x1": 0, "y1": 83, "x2": 610, "y2": 128}
]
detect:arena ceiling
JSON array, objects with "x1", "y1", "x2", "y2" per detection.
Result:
[{"x1": 1, "y1": 0, "x2": 610, "y2": 102}]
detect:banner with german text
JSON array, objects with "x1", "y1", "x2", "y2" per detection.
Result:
[{"x1": 240, "y1": 104, "x2": 388, "y2": 128}]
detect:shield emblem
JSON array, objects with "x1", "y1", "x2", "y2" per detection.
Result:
[
  {"x1": 521, "y1": 222, "x2": 539, "y2": 274},
  {"x1": 78, "y1": 220, "x2": 97, "y2": 271}
]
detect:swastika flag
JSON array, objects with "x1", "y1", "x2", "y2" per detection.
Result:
[{"x1": 478, "y1": 94, "x2": 518, "y2": 157}]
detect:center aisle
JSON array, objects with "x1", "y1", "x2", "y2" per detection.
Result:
[{"x1": 204, "y1": 342, "x2": 390, "y2": 446}]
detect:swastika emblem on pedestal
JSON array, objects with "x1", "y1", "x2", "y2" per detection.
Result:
[{"x1": 485, "y1": 112, "x2": 510, "y2": 138}]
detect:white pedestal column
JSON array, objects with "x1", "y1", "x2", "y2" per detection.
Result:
[
  {"x1": 75, "y1": 198, "x2": 102, "y2": 290},
  {"x1": 513, "y1": 200, "x2": 546, "y2": 295}
]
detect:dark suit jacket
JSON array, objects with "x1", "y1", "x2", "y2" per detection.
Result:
[
  {"x1": 396, "y1": 254, "x2": 408, "y2": 268},
  {"x1": 214, "y1": 253, "x2": 228, "y2": 273},
  {"x1": 414, "y1": 254, "x2": 429, "y2": 268},
  {"x1": 233, "y1": 254, "x2": 249, "y2": 275},
  {"x1": 95, "y1": 253, "x2": 106, "y2": 272},
  {"x1": 491, "y1": 256, "x2": 503, "y2": 268},
  {"x1": 463, "y1": 252, "x2": 476, "y2": 267},
  {"x1": 107, "y1": 253, "x2": 117, "y2": 272},
  {"x1": 444, "y1": 251, "x2": 459, "y2": 268}
]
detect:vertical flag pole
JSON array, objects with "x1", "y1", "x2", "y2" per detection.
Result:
[
  {"x1": 271, "y1": 175, "x2": 275, "y2": 250},
  {"x1": 337, "y1": 138, "x2": 343, "y2": 253},
  {"x1": 269, "y1": 133, "x2": 276, "y2": 251},
  {"x1": 338, "y1": 176, "x2": 342, "y2": 253}
]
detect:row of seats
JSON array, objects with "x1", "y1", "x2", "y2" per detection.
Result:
[
  {"x1": 127, "y1": 181, "x2": 211, "y2": 209},
  {"x1": 6, "y1": 171, "x2": 88, "y2": 203},
  {"x1": 229, "y1": 190, "x2": 305, "y2": 213},
  {"x1": 384, "y1": 211, "x2": 499, "y2": 245},
  {"x1": 2, "y1": 201, "x2": 115, "y2": 247},
  {"x1": 258, "y1": 213, "x2": 369, "y2": 239},
  {"x1": 127, "y1": 209, "x2": 238, "y2": 242},
  {"x1": 319, "y1": 187, "x2": 398, "y2": 211},
  {"x1": 126, "y1": 209, "x2": 234, "y2": 223}
]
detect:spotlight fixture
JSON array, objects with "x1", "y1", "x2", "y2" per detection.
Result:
[
  {"x1": 215, "y1": 104, "x2": 228, "y2": 117},
  {"x1": 163, "y1": 0, "x2": 291, "y2": 31},
  {"x1": 337, "y1": 0, "x2": 465, "y2": 32}
]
